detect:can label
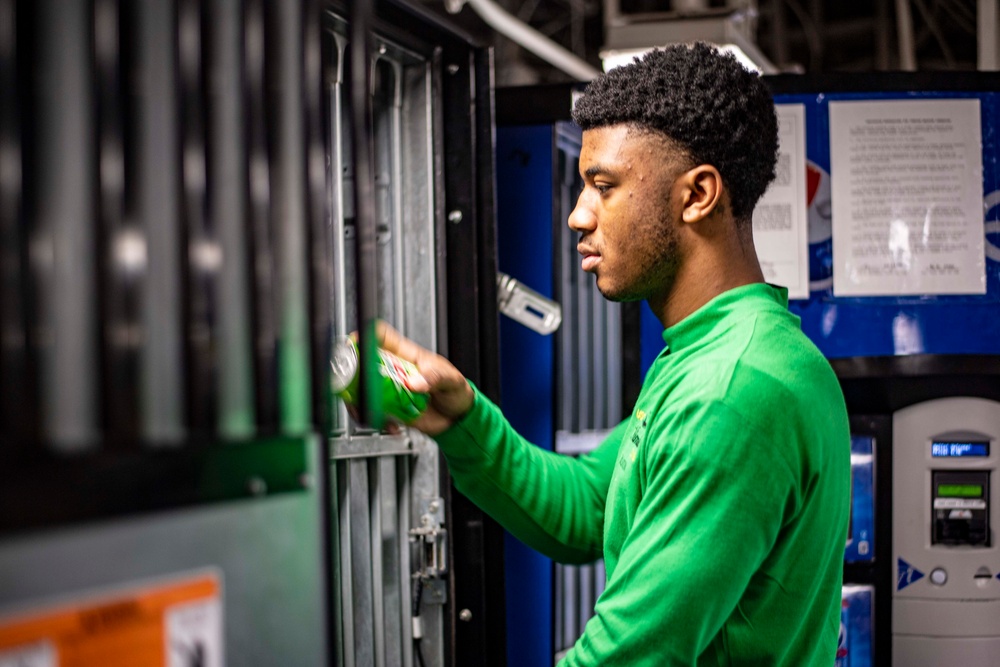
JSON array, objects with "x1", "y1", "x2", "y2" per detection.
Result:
[{"x1": 331, "y1": 337, "x2": 429, "y2": 423}]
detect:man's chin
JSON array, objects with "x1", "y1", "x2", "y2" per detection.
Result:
[{"x1": 594, "y1": 278, "x2": 645, "y2": 303}]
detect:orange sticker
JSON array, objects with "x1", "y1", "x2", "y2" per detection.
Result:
[{"x1": 0, "y1": 572, "x2": 222, "y2": 667}]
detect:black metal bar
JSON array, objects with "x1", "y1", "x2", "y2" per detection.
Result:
[
  {"x1": 473, "y1": 49, "x2": 501, "y2": 417},
  {"x1": 832, "y1": 354, "x2": 1000, "y2": 413},
  {"x1": 177, "y1": 0, "x2": 217, "y2": 437},
  {"x1": 303, "y1": 0, "x2": 333, "y2": 437},
  {"x1": 303, "y1": 1, "x2": 338, "y2": 664},
  {"x1": 0, "y1": 0, "x2": 38, "y2": 453},
  {"x1": 0, "y1": 436, "x2": 312, "y2": 535},
  {"x1": 471, "y1": 45, "x2": 507, "y2": 667},
  {"x1": 348, "y1": 0, "x2": 382, "y2": 428},
  {"x1": 764, "y1": 71, "x2": 1000, "y2": 94},
  {"x1": 266, "y1": 0, "x2": 312, "y2": 435},
  {"x1": 135, "y1": 0, "x2": 185, "y2": 442},
  {"x1": 206, "y1": 0, "x2": 254, "y2": 439},
  {"x1": 95, "y1": 0, "x2": 143, "y2": 447},
  {"x1": 441, "y1": 41, "x2": 507, "y2": 667},
  {"x1": 495, "y1": 83, "x2": 579, "y2": 126},
  {"x1": 33, "y1": 0, "x2": 100, "y2": 450},
  {"x1": 243, "y1": 0, "x2": 278, "y2": 434}
]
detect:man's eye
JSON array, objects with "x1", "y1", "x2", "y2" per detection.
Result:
[{"x1": 595, "y1": 183, "x2": 611, "y2": 195}]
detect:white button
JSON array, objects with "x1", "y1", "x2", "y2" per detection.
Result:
[{"x1": 930, "y1": 568, "x2": 948, "y2": 585}]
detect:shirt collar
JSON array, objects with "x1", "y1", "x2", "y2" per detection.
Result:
[{"x1": 660, "y1": 283, "x2": 790, "y2": 354}]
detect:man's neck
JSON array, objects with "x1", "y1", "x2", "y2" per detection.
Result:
[{"x1": 649, "y1": 236, "x2": 765, "y2": 329}]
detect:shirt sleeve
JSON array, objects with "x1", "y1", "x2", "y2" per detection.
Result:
[
  {"x1": 433, "y1": 385, "x2": 626, "y2": 564},
  {"x1": 559, "y1": 398, "x2": 797, "y2": 665}
]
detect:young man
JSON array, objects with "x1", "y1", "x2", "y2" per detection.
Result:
[{"x1": 380, "y1": 43, "x2": 851, "y2": 666}]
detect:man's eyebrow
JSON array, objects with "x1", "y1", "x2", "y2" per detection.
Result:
[{"x1": 584, "y1": 164, "x2": 616, "y2": 179}]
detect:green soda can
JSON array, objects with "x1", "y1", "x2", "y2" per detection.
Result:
[{"x1": 331, "y1": 336, "x2": 429, "y2": 423}]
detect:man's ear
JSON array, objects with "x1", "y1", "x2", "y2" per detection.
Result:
[{"x1": 678, "y1": 165, "x2": 723, "y2": 224}]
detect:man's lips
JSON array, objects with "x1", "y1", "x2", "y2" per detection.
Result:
[{"x1": 578, "y1": 244, "x2": 601, "y2": 272}]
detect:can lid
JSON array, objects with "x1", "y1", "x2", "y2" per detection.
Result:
[{"x1": 330, "y1": 337, "x2": 358, "y2": 393}]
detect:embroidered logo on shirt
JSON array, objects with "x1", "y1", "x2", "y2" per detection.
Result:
[{"x1": 619, "y1": 409, "x2": 648, "y2": 469}]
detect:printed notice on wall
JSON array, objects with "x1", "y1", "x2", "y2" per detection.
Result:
[
  {"x1": 0, "y1": 571, "x2": 223, "y2": 667},
  {"x1": 753, "y1": 103, "x2": 809, "y2": 300},
  {"x1": 829, "y1": 98, "x2": 985, "y2": 296}
]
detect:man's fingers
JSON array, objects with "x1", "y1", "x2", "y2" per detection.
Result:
[
  {"x1": 374, "y1": 319, "x2": 399, "y2": 350},
  {"x1": 404, "y1": 373, "x2": 431, "y2": 394},
  {"x1": 376, "y1": 320, "x2": 427, "y2": 366}
]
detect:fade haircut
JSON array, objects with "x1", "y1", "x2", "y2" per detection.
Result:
[{"x1": 572, "y1": 43, "x2": 779, "y2": 222}]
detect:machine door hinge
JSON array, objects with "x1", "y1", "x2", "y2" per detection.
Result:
[{"x1": 497, "y1": 272, "x2": 562, "y2": 335}]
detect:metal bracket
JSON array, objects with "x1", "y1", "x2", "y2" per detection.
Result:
[
  {"x1": 496, "y1": 272, "x2": 562, "y2": 335},
  {"x1": 409, "y1": 497, "x2": 448, "y2": 580}
]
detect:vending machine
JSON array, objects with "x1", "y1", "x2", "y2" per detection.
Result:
[
  {"x1": 762, "y1": 71, "x2": 1000, "y2": 667},
  {"x1": 892, "y1": 397, "x2": 1000, "y2": 664}
]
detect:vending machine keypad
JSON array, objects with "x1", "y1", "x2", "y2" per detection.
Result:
[{"x1": 932, "y1": 470, "x2": 990, "y2": 546}]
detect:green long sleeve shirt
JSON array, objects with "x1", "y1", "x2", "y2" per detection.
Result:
[{"x1": 435, "y1": 283, "x2": 851, "y2": 666}]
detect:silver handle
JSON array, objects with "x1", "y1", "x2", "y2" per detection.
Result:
[{"x1": 496, "y1": 272, "x2": 562, "y2": 335}]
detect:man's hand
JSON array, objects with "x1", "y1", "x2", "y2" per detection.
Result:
[{"x1": 374, "y1": 321, "x2": 474, "y2": 435}]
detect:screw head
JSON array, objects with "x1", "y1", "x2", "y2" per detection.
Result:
[
  {"x1": 246, "y1": 477, "x2": 267, "y2": 497},
  {"x1": 448, "y1": 210, "x2": 463, "y2": 224},
  {"x1": 459, "y1": 609, "x2": 472, "y2": 622}
]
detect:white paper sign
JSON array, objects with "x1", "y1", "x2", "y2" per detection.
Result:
[
  {"x1": 166, "y1": 597, "x2": 224, "y2": 667},
  {"x1": 753, "y1": 104, "x2": 809, "y2": 300},
  {"x1": 0, "y1": 641, "x2": 55, "y2": 667},
  {"x1": 829, "y1": 99, "x2": 985, "y2": 296}
]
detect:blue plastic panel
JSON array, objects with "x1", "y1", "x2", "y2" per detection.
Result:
[
  {"x1": 496, "y1": 124, "x2": 555, "y2": 667},
  {"x1": 778, "y1": 90, "x2": 1000, "y2": 358}
]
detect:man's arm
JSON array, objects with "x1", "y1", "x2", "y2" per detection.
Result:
[
  {"x1": 560, "y1": 399, "x2": 795, "y2": 665},
  {"x1": 436, "y1": 387, "x2": 625, "y2": 563},
  {"x1": 376, "y1": 321, "x2": 621, "y2": 563}
]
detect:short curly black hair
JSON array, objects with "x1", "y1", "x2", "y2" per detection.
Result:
[{"x1": 572, "y1": 43, "x2": 778, "y2": 221}]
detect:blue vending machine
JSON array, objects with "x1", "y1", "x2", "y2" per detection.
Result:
[{"x1": 764, "y1": 72, "x2": 1000, "y2": 667}]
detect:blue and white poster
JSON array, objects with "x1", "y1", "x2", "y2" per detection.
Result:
[{"x1": 771, "y1": 87, "x2": 1000, "y2": 358}]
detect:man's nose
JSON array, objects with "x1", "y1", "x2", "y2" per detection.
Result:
[{"x1": 568, "y1": 193, "x2": 596, "y2": 233}]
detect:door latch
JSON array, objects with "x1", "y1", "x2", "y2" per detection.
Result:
[{"x1": 410, "y1": 497, "x2": 448, "y2": 579}]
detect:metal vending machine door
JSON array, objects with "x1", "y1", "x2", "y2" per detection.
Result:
[{"x1": 330, "y1": 1, "x2": 505, "y2": 665}]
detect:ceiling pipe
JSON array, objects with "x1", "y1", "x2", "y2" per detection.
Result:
[
  {"x1": 447, "y1": 0, "x2": 601, "y2": 80},
  {"x1": 895, "y1": 0, "x2": 917, "y2": 70},
  {"x1": 979, "y1": 0, "x2": 999, "y2": 70}
]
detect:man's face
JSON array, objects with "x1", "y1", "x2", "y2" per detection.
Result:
[{"x1": 569, "y1": 124, "x2": 686, "y2": 303}]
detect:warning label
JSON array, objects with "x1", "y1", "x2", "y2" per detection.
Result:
[{"x1": 0, "y1": 572, "x2": 222, "y2": 667}]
